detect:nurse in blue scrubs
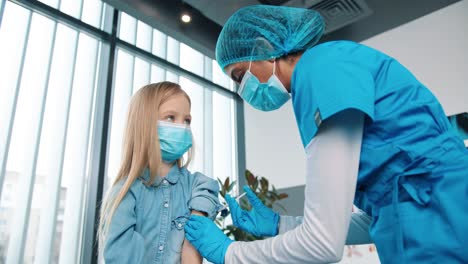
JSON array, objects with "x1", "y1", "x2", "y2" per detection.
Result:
[{"x1": 184, "y1": 5, "x2": 468, "y2": 264}]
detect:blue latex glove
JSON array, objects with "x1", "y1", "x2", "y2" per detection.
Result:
[
  {"x1": 225, "y1": 185, "x2": 279, "y2": 237},
  {"x1": 184, "y1": 215, "x2": 233, "y2": 264}
]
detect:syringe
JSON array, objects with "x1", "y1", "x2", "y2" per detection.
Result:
[{"x1": 218, "y1": 192, "x2": 246, "y2": 213}]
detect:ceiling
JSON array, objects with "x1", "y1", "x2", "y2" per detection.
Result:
[
  {"x1": 183, "y1": 0, "x2": 324, "y2": 26},
  {"x1": 184, "y1": 0, "x2": 373, "y2": 34},
  {"x1": 103, "y1": 0, "x2": 461, "y2": 59}
]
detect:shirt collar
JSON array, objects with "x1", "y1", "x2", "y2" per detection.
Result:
[{"x1": 140, "y1": 164, "x2": 180, "y2": 186}]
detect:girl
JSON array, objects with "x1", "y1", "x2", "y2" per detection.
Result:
[{"x1": 98, "y1": 82, "x2": 221, "y2": 263}]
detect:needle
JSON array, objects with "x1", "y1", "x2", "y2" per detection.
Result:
[{"x1": 218, "y1": 192, "x2": 246, "y2": 212}]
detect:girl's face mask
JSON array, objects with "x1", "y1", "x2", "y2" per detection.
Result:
[
  {"x1": 237, "y1": 60, "x2": 290, "y2": 111},
  {"x1": 157, "y1": 121, "x2": 192, "y2": 163}
]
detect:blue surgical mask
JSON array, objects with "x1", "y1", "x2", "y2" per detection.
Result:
[
  {"x1": 237, "y1": 60, "x2": 290, "y2": 111},
  {"x1": 158, "y1": 121, "x2": 192, "y2": 163}
]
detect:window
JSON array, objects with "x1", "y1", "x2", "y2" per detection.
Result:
[
  {"x1": 39, "y1": 0, "x2": 109, "y2": 31},
  {"x1": 0, "y1": 1, "x2": 105, "y2": 263},
  {"x1": 0, "y1": 1, "x2": 240, "y2": 263}
]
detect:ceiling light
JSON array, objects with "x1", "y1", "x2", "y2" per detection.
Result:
[{"x1": 181, "y1": 13, "x2": 191, "y2": 23}]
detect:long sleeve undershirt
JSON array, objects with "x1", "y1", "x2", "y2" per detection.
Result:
[
  {"x1": 278, "y1": 208, "x2": 372, "y2": 245},
  {"x1": 225, "y1": 110, "x2": 368, "y2": 263}
]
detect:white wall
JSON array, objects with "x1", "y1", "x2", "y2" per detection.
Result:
[
  {"x1": 244, "y1": 0, "x2": 468, "y2": 189},
  {"x1": 244, "y1": 102, "x2": 305, "y2": 189},
  {"x1": 362, "y1": 0, "x2": 468, "y2": 116}
]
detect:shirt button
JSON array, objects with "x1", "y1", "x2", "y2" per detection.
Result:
[
  {"x1": 164, "y1": 202, "x2": 169, "y2": 208},
  {"x1": 159, "y1": 245, "x2": 164, "y2": 251},
  {"x1": 162, "y1": 179, "x2": 168, "y2": 184},
  {"x1": 178, "y1": 223, "x2": 182, "y2": 228}
]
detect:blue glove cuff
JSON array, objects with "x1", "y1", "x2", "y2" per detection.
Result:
[
  {"x1": 272, "y1": 212, "x2": 280, "y2": 236},
  {"x1": 221, "y1": 239, "x2": 234, "y2": 264}
]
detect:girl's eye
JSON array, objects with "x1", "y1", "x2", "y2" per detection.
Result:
[
  {"x1": 165, "y1": 115, "x2": 175, "y2": 122},
  {"x1": 184, "y1": 119, "x2": 191, "y2": 125}
]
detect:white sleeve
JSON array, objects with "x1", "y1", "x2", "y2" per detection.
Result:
[
  {"x1": 279, "y1": 209, "x2": 372, "y2": 245},
  {"x1": 225, "y1": 109, "x2": 364, "y2": 263}
]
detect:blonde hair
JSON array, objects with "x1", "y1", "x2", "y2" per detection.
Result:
[{"x1": 97, "y1": 82, "x2": 193, "y2": 255}]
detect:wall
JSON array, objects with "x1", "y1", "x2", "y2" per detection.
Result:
[
  {"x1": 244, "y1": 102, "x2": 305, "y2": 189},
  {"x1": 361, "y1": 0, "x2": 468, "y2": 117}
]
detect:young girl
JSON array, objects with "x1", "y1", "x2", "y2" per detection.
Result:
[{"x1": 98, "y1": 82, "x2": 221, "y2": 263}]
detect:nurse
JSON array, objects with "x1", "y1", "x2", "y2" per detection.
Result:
[{"x1": 184, "y1": 5, "x2": 468, "y2": 264}]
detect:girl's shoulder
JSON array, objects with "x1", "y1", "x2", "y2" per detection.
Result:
[
  {"x1": 177, "y1": 166, "x2": 200, "y2": 181},
  {"x1": 177, "y1": 167, "x2": 217, "y2": 186}
]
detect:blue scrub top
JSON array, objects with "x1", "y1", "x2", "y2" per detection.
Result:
[
  {"x1": 291, "y1": 40, "x2": 467, "y2": 212},
  {"x1": 291, "y1": 41, "x2": 468, "y2": 262}
]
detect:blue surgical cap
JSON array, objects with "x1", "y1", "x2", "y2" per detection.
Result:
[{"x1": 215, "y1": 5, "x2": 325, "y2": 70}]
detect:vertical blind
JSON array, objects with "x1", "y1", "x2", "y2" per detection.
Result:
[{"x1": 0, "y1": 0, "x2": 239, "y2": 263}]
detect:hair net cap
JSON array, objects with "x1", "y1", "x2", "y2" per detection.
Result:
[{"x1": 215, "y1": 5, "x2": 325, "y2": 70}]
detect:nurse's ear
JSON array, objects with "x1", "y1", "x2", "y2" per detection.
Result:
[
  {"x1": 275, "y1": 52, "x2": 304, "y2": 92},
  {"x1": 268, "y1": 58, "x2": 277, "y2": 72}
]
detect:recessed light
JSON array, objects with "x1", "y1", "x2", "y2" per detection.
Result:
[{"x1": 181, "y1": 13, "x2": 191, "y2": 23}]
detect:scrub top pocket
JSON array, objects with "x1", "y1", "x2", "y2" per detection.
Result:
[
  {"x1": 399, "y1": 201, "x2": 461, "y2": 257},
  {"x1": 370, "y1": 161, "x2": 463, "y2": 264}
]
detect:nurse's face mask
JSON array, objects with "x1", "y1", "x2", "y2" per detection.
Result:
[
  {"x1": 237, "y1": 60, "x2": 290, "y2": 111},
  {"x1": 158, "y1": 121, "x2": 192, "y2": 163}
]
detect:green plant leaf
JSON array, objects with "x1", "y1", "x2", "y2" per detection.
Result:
[
  {"x1": 260, "y1": 177, "x2": 268, "y2": 192},
  {"x1": 246, "y1": 170, "x2": 256, "y2": 187},
  {"x1": 252, "y1": 180, "x2": 259, "y2": 192},
  {"x1": 228, "y1": 182, "x2": 236, "y2": 192},
  {"x1": 223, "y1": 177, "x2": 230, "y2": 192},
  {"x1": 217, "y1": 178, "x2": 226, "y2": 197}
]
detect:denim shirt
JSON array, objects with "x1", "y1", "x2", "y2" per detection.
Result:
[{"x1": 104, "y1": 165, "x2": 221, "y2": 263}]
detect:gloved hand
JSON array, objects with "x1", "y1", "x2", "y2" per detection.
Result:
[
  {"x1": 184, "y1": 215, "x2": 233, "y2": 264},
  {"x1": 225, "y1": 185, "x2": 279, "y2": 237}
]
